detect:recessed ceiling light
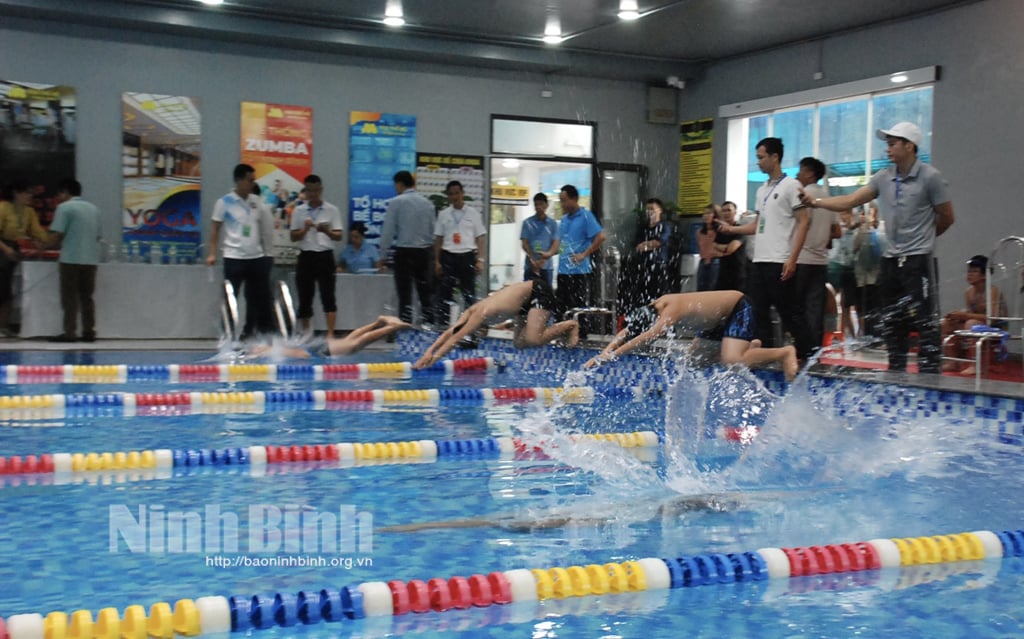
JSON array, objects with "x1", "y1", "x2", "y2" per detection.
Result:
[
  {"x1": 501, "y1": 159, "x2": 520, "y2": 169},
  {"x1": 890, "y1": 73, "x2": 909, "y2": 83},
  {"x1": 543, "y1": 15, "x2": 562, "y2": 44},
  {"x1": 618, "y1": 0, "x2": 640, "y2": 20},
  {"x1": 384, "y1": 0, "x2": 404, "y2": 26},
  {"x1": 198, "y1": 0, "x2": 223, "y2": 5}
]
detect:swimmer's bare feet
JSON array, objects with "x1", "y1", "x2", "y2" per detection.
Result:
[
  {"x1": 566, "y1": 321, "x2": 580, "y2": 348},
  {"x1": 782, "y1": 345, "x2": 799, "y2": 381},
  {"x1": 958, "y1": 365, "x2": 977, "y2": 377},
  {"x1": 382, "y1": 316, "x2": 415, "y2": 330}
]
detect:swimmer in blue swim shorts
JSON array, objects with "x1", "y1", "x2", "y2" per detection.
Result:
[{"x1": 584, "y1": 290, "x2": 798, "y2": 380}]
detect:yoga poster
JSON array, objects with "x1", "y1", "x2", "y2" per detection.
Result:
[{"x1": 122, "y1": 92, "x2": 202, "y2": 263}]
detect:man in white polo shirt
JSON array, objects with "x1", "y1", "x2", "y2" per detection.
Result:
[
  {"x1": 727, "y1": 137, "x2": 810, "y2": 351},
  {"x1": 207, "y1": 163, "x2": 275, "y2": 339},
  {"x1": 290, "y1": 174, "x2": 343, "y2": 338},
  {"x1": 433, "y1": 179, "x2": 486, "y2": 326}
]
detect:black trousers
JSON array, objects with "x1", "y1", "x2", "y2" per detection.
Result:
[
  {"x1": 435, "y1": 250, "x2": 477, "y2": 324},
  {"x1": 878, "y1": 254, "x2": 941, "y2": 373},
  {"x1": 295, "y1": 250, "x2": 337, "y2": 319},
  {"x1": 745, "y1": 262, "x2": 805, "y2": 350},
  {"x1": 795, "y1": 263, "x2": 828, "y2": 359},
  {"x1": 224, "y1": 256, "x2": 274, "y2": 337},
  {"x1": 59, "y1": 263, "x2": 97, "y2": 338},
  {"x1": 393, "y1": 246, "x2": 435, "y2": 324}
]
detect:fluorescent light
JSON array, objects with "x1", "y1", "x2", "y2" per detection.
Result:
[
  {"x1": 198, "y1": 0, "x2": 223, "y2": 5},
  {"x1": 501, "y1": 159, "x2": 520, "y2": 169},
  {"x1": 384, "y1": 0, "x2": 404, "y2": 26},
  {"x1": 890, "y1": 72, "x2": 909, "y2": 83},
  {"x1": 544, "y1": 15, "x2": 562, "y2": 44},
  {"x1": 618, "y1": 0, "x2": 640, "y2": 20},
  {"x1": 496, "y1": 179, "x2": 510, "y2": 186}
]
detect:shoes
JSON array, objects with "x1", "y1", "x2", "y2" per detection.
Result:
[
  {"x1": 81, "y1": 334, "x2": 96, "y2": 343},
  {"x1": 47, "y1": 334, "x2": 76, "y2": 343},
  {"x1": 1, "y1": 328, "x2": 17, "y2": 338}
]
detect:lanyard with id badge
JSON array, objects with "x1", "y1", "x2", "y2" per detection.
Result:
[{"x1": 451, "y1": 210, "x2": 465, "y2": 245}]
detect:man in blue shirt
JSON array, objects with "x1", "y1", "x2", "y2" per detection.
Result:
[
  {"x1": 520, "y1": 192, "x2": 560, "y2": 286},
  {"x1": 377, "y1": 170, "x2": 436, "y2": 325},
  {"x1": 556, "y1": 184, "x2": 605, "y2": 333},
  {"x1": 338, "y1": 222, "x2": 379, "y2": 273}
]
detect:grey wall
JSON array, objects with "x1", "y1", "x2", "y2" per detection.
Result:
[
  {"x1": 680, "y1": 0, "x2": 1022, "y2": 313},
  {"x1": 0, "y1": 18, "x2": 680, "y2": 254}
]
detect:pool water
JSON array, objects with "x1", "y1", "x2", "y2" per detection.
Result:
[{"x1": 2, "y1": 337, "x2": 1024, "y2": 638}]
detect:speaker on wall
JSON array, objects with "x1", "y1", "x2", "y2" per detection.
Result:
[{"x1": 647, "y1": 86, "x2": 677, "y2": 125}]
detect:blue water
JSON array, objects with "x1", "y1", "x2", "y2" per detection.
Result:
[{"x1": 1, "y1": 346, "x2": 1023, "y2": 637}]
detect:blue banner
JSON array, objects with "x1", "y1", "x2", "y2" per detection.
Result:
[{"x1": 348, "y1": 112, "x2": 417, "y2": 250}]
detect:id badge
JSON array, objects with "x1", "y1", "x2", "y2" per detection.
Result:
[
  {"x1": 243, "y1": 225, "x2": 252, "y2": 237},
  {"x1": 453, "y1": 232, "x2": 462, "y2": 244}
]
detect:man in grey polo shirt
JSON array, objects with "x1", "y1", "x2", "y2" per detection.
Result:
[
  {"x1": 376, "y1": 170, "x2": 436, "y2": 326},
  {"x1": 800, "y1": 121, "x2": 955, "y2": 373}
]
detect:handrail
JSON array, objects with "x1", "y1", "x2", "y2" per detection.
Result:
[
  {"x1": 274, "y1": 280, "x2": 298, "y2": 339},
  {"x1": 222, "y1": 281, "x2": 240, "y2": 343}
]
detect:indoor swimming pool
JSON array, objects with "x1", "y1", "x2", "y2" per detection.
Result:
[{"x1": 2, "y1": 333, "x2": 1024, "y2": 638}]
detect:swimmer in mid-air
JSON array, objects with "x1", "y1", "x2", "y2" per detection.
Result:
[
  {"x1": 584, "y1": 290, "x2": 799, "y2": 381},
  {"x1": 413, "y1": 279, "x2": 579, "y2": 369},
  {"x1": 248, "y1": 315, "x2": 413, "y2": 359}
]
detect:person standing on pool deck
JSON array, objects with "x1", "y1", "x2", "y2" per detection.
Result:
[
  {"x1": 556, "y1": 184, "x2": 604, "y2": 336},
  {"x1": 799, "y1": 122, "x2": 954, "y2": 373},
  {"x1": 290, "y1": 174, "x2": 343, "y2": 339},
  {"x1": 377, "y1": 170, "x2": 436, "y2": 327}
]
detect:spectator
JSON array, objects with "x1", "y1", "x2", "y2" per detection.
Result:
[
  {"x1": 794, "y1": 156, "x2": 841, "y2": 357},
  {"x1": 337, "y1": 222, "x2": 379, "y2": 273},
  {"x1": 711, "y1": 201, "x2": 745, "y2": 292},
  {"x1": 520, "y1": 193, "x2": 559, "y2": 286},
  {"x1": 0, "y1": 181, "x2": 49, "y2": 335},
  {"x1": 852, "y1": 204, "x2": 887, "y2": 337},
  {"x1": 827, "y1": 208, "x2": 857, "y2": 338},
  {"x1": 376, "y1": 170, "x2": 436, "y2": 326},
  {"x1": 696, "y1": 203, "x2": 721, "y2": 291},
  {"x1": 942, "y1": 255, "x2": 1008, "y2": 373},
  {"x1": 433, "y1": 180, "x2": 486, "y2": 326},
  {"x1": 289, "y1": 174, "x2": 343, "y2": 338},
  {"x1": 47, "y1": 179, "x2": 101, "y2": 342},
  {"x1": 619, "y1": 198, "x2": 672, "y2": 316}
]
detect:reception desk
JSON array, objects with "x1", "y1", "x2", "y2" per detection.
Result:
[
  {"x1": 287, "y1": 272, "x2": 399, "y2": 332},
  {"x1": 18, "y1": 262, "x2": 225, "y2": 339},
  {"x1": 18, "y1": 263, "x2": 400, "y2": 339}
]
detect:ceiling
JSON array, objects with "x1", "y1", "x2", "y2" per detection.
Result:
[{"x1": 0, "y1": 0, "x2": 977, "y2": 82}]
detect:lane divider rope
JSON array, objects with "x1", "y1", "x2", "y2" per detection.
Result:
[{"x1": 2, "y1": 528, "x2": 1012, "y2": 638}]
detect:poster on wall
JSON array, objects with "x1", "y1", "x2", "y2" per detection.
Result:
[
  {"x1": 349, "y1": 112, "x2": 417, "y2": 249},
  {"x1": 240, "y1": 101, "x2": 313, "y2": 265},
  {"x1": 0, "y1": 80, "x2": 76, "y2": 233},
  {"x1": 122, "y1": 92, "x2": 201, "y2": 263},
  {"x1": 415, "y1": 153, "x2": 485, "y2": 212},
  {"x1": 677, "y1": 117, "x2": 713, "y2": 216}
]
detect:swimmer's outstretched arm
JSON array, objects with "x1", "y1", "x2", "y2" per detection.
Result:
[{"x1": 413, "y1": 308, "x2": 487, "y2": 369}]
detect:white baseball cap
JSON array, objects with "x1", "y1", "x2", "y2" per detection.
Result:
[{"x1": 876, "y1": 121, "x2": 923, "y2": 148}]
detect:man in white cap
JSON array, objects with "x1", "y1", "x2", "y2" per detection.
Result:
[{"x1": 798, "y1": 122, "x2": 955, "y2": 373}]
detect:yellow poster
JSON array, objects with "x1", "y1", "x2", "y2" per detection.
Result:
[{"x1": 678, "y1": 118, "x2": 713, "y2": 215}]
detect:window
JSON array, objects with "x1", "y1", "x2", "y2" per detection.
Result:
[{"x1": 723, "y1": 68, "x2": 935, "y2": 205}]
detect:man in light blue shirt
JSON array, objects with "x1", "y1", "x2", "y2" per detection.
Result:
[
  {"x1": 377, "y1": 170, "x2": 436, "y2": 325},
  {"x1": 47, "y1": 178, "x2": 101, "y2": 342},
  {"x1": 520, "y1": 192, "x2": 559, "y2": 286},
  {"x1": 556, "y1": 184, "x2": 604, "y2": 330}
]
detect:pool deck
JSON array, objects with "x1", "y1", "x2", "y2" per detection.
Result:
[{"x1": 0, "y1": 333, "x2": 1021, "y2": 400}]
